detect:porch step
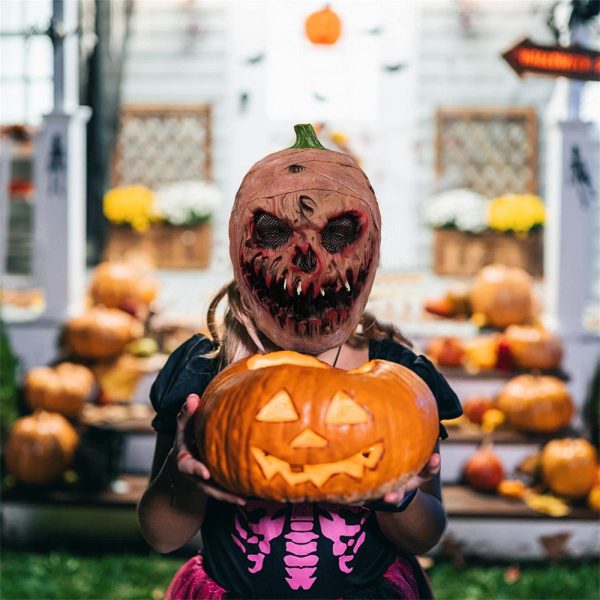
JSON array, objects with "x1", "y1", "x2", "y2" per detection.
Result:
[{"x1": 2, "y1": 479, "x2": 597, "y2": 558}]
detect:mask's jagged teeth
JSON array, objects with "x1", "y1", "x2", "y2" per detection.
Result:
[
  {"x1": 347, "y1": 268, "x2": 357, "y2": 286},
  {"x1": 283, "y1": 278, "x2": 287, "y2": 291},
  {"x1": 320, "y1": 288, "x2": 325, "y2": 297},
  {"x1": 296, "y1": 281, "x2": 302, "y2": 296},
  {"x1": 344, "y1": 280, "x2": 351, "y2": 293}
]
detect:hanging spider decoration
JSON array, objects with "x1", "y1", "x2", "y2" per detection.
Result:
[{"x1": 569, "y1": 145, "x2": 596, "y2": 208}]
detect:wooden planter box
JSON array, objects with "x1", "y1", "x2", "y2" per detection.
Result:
[
  {"x1": 104, "y1": 223, "x2": 212, "y2": 269},
  {"x1": 433, "y1": 228, "x2": 543, "y2": 277}
]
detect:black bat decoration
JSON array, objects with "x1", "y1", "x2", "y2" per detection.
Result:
[
  {"x1": 245, "y1": 52, "x2": 265, "y2": 65},
  {"x1": 383, "y1": 63, "x2": 406, "y2": 72}
]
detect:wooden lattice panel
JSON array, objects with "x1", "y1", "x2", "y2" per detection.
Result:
[
  {"x1": 436, "y1": 108, "x2": 537, "y2": 197},
  {"x1": 112, "y1": 105, "x2": 213, "y2": 188}
]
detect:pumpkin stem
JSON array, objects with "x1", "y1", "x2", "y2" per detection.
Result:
[{"x1": 289, "y1": 124, "x2": 327, "y2": 150}]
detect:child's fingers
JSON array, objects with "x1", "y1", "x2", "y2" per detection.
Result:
[
  {"x1": 383, "y1": 486, "x2": 406, "y2": 504},
  {"x1": 201, "y1": 484, "x2": 246, "y2": 506},
  {"x1": 177, "y1": 454, "x2": 211, "y2": 481}
]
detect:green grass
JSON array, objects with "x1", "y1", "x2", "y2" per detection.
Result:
[
  {"x1": 0, "y1": 551, "x2": 598, "y2": 599},
  {"x1": 429, "y1": 561, "x2": 600, "y2": 600}
]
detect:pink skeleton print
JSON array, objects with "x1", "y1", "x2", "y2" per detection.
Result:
[{"x1": 231, "y1": 500, "x2": 369, "y2": 591}]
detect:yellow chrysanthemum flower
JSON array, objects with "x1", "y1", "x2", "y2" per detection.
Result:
[
  {"x1": 103, "y1": 185, "x2": 163, "y2": 232},
  {"x1": 488, "y1": 194, "x2": 545, "y2": 233}
]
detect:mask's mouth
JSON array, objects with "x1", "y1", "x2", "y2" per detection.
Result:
[{"x1": 241, "y1": 257, "x2": 371, "y2": 336}]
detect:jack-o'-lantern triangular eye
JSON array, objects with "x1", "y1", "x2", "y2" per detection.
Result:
[
  {"x1": 325, "y1": 391, "x2": 370, "y2": 425},
  {"x1": 256, "y1": 390, "x2": 299, "y2": 422}
]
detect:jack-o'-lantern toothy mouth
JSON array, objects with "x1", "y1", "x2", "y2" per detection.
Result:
[
  {"x1": 250, "y1": 442, "x2": 384, "y2": 488},
  {"x1": 241, "y1": 258, "x2": 371, "y2": 336}
]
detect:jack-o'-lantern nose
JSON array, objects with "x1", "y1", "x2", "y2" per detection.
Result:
[
  {"x1": 291, "y1": 428, "x2": 328, "y2": 448},
  {"x1": 293, "y1": 246, "x2": 317, "y2": 273}
]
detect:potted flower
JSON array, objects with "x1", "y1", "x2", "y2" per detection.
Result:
[
  {"x1": 425, "y1": 189, "x2": 545, "y2": 277},
  {"x1": 151, "y1": 179, "x2": 220, "y2": 269},
  {"x1": 103, "y1": 180, "x2": 220, "y2": 269}
]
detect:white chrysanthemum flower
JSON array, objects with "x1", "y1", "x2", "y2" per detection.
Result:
[
  {"x1": 424, "y1": 188, "x2": 489, "y2": 233},
  {"x1": 154, "y1": 180, "x2": 221, "y2": 226}
]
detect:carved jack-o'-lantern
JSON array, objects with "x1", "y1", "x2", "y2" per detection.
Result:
[
  {"x1": 229, "y1": 124, "x2": 381, "y2": 354},
  {"x1": 195, "y1": 351, "x2": 439, "y2": 503}
]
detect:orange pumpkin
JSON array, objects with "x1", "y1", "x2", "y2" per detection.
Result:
[
  {"x1": 497, "y1": 479, "x2": 528, "y2": 500},
  {"x1": 463, "y1": 447, "x2": 505, "y2": 492},
  {"x1": 462, "y1": 395, "x2": 495, "y2": 425},
  {"x1": 588, "y1": 486, "x2": 600, "y2": 511},
  {"x1": 540, "y1": 438, "x2": 597, "y2": 499},
  {"x1": 65, "y1": 307, "x2": 143, "y2": 359},
  {"x1": 195, "y1": 351, "x2": 439, "y2": 503},
  {"x1": 503, "y1": 325, "x2": 563, "y2": 370},
  {"x1": 89, "y1": 262, "x2": 159, "y2": 312},
  {"x1": 4, "y1": 411, "x2": 79, "y2": 485},
  {"x1": 425, "y1": 337, "x2": 465, "y2": 367},
  {"x1": 24, "y1": 362, "x2": 95, "y2": 417},
  {"x1": 469, "y1": 264, "x2": 535, "y2": 328},
  {"x1": 305, "y1": 6, "x2": 342, "y2": 45},
  {"x1": 496, "y1": 375, "x2": 573, "y2": 433}
]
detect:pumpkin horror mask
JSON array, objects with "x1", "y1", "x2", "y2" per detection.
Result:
[
  {"x1": 194, "y1": 351, "x2": 439, "y2": 503},
  {"x1": 229, "y1": 124, "x2": 381, "y2": 354}
]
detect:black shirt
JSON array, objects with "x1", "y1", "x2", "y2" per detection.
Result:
[{"x1": 150, "y1": 335, "x2": 462, "y2": 598}]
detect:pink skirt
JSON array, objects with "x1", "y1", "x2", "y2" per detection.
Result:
[{"x1": 165, "y1": 554, "x2": 420, "y2": 599}]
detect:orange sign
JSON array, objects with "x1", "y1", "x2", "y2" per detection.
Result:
[{"x1": 503, "y1": 38, "x2": 600, "y2": 82}]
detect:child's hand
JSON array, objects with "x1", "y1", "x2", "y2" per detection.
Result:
[
  {"x1": 382, "y1": 452, "x2": 441, "y2": 505},
  {"x1": 173, "y1": 393, "x2": 246, "y2": 506}
]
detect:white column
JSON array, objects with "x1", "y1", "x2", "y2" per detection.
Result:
[
  {"x1": 33, "y1": 108, "x2": 91, "y2": 322},
  {"x1": 32, "y1": 0, "x2": 91, "y2": 322},
  {"x1": 544, "y1": 119, "x2": 599, "y2": 337}
]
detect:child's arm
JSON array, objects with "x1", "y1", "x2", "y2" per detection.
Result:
[
  {"x1": 374, "y1": 445, "x2": 447, "y2": 555},
  {"x1": 137, "y1": 394, "x2": 245, "y2": 553}
]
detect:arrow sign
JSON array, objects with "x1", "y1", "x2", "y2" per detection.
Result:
[{"x1": 502, "y1": 38, "x2": 600, "y2": 82}]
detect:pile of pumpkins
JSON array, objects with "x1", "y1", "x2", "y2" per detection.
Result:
[
  {"x1": 458, "y1": 373, "x2": 574, "y2": 435},
  {"x1": 425, "y1": 263, "x2": 539, "y2": 328},
  {"x1": 3, "y1": 261, "x2": 159, "y2": 487},
  {"x1": 426, "y1": 324, "x2": 563, "y2": 374},
  {"x1": 462, "y1": 438, "x2": 599, "y2": 514},
  {"x1": 425, "y1": 264, "x2": 563, "y2": 374}
]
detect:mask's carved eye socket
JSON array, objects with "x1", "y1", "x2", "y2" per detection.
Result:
[
  {"x1": 288, "y1": 164, "x2": 305, "y2": 173},
  {"x1": 253, "y1": 211, "x2": 292, "y2": 249},
  {"x1": 321, "y1": 212, "x2": 362, "y2": 254}
]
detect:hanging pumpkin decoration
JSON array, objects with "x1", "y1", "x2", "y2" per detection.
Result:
[
  {"x1": 88, "y1": 262, "x2": 159, "y2": 314},
  {"x1": 503, "y1": 325, "x2": 563, "y2": 370},
  {"x1": 540, "y1": 438, "x2": 597, "y2": 499},
  {"x1": 4, "y1": 411, "x2": 79, "y2": 485},
  {"x1": 305, "y1": 6, "x2": 342, "y2": 45},
  {"x1": 195, "y1": 351, "x2": 439, "y2": 503},
  {"x1": 469, "y1": 264, "x2": 535, "y2": 329},
  {"x1": 496, "y1": 374, "x2": 574, "y2": 433},
  {"x1": 65, "y1": 307, "x2": 144, "y2": 360},
  {"x1": 463, "y1": 446, "x2": 505, "y2": 492},
  {"x1": 24, "y1": 362, "x2": 95, "y2": 417},
  {"x1": 229, "y1": 124, "x2": 380, "y2": 355}
]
